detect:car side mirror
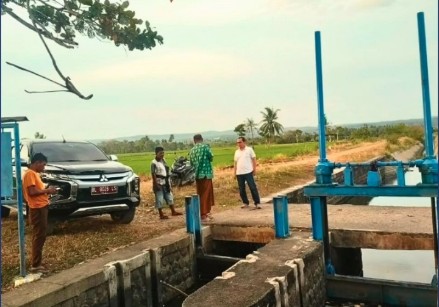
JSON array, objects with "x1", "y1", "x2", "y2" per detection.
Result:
[{"x1": 109, "y1": 154, "x2": 118, "y2": 161}]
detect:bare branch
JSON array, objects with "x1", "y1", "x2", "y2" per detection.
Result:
[
  {"x1": 32, "y1": 28, "x2": 94, "y2": 99},
  {"x1": 65, "y1": 77, "x2": 93, "y2": 100},
  {"x1": 10, "y1": 0, "x2": 94, "y2": 100},
  {"x1": 25, "y1": 89, "x2": 69, "y2": 93},
  {"x1": 36, "y1": 0, "x2": 64, "y2": 10},
  {"x1": 34, "y1": 21, "x2": 67, "y2": 80},
  {"x1": 5, "y1": 61, "x2": 66, "y2": 87}
]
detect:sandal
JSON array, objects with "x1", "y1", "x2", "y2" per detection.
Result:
[
  {"x1": 160, "y1": 215, "x2": 169, "y2": 220},
  {"x1": 172, "y1": 212, "x2": 183, "y2": 216}
]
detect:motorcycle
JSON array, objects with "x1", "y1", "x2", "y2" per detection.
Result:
[{"x1": 169, "y1": 156, "x2": 195, "y2": 187}]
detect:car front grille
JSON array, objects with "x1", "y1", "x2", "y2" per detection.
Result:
[{"x1": 76, "y1": 185, "x2": 128, "y2": 202}]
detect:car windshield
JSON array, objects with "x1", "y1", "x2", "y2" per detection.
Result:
[{"x1": 32, "y1": 142, "x2": 109, "y2": 162}]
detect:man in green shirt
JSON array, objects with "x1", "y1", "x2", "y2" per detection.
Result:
[{"x1": 189, "y1": 134, "x2": 214, "y2": 221}]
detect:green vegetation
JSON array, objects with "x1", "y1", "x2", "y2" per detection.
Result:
[
  {"x1": 117, "y1": 122, "x2": 426, "y2": 177},
  {"x1": 118, "y1": 142, "x2": 320, "y2": 177},
  {"x1": 97, "y1": 120, "x2": 427, "y2": 176}
]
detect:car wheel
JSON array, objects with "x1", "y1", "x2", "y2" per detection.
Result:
[
  {"x1": 1, "y1": 206, "x2": 11, "y2": 218},
  {"x1": 110, "y1": 206, "x2": 136, "y2": 224}
]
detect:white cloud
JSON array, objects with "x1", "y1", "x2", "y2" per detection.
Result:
[
  {"x1": 130, "y1": 0, "x2": 268, "y2": 26},
  {"x1": 72, "y1": 49, "x2": 254, "y2": 86},
  {"x1": 1, "y1": 0, "x2": 437, "y2": 141}
]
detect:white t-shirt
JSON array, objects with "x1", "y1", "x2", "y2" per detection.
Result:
[
  {"x1": 151, "y1": 159, "x2": 167, "y2": 185},
  {"x1": 234, "y1": 146, "x2": 256, "y2": 175}
]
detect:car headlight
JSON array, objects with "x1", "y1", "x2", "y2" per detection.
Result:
[
  {"x1": 41, "y1": 172, "x2": 71, "y2": 180},
  {"x1": 133, "y1": 177, "x2": 140, "y2": 192}
]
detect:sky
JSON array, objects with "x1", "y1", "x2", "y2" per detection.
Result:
[{"x1": 1, "y1": 0, "x2": 438, "y2": 141}]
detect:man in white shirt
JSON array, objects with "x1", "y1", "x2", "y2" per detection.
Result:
[{"x1": 234, "y1": 137, "x2": 261, "y2": 209}]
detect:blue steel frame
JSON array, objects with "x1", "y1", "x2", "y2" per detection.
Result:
[
  {"x1": 304, "y1": 13, "x2": 438, "y2": 279},
  {"x1": 185, "y1": 194, "x2": 202, "y2": 247},
  {"x1": 273, "y1": 195, "x2": 290, "y2": 238},
  {"x1": 1, "y1": 122, "x2": 26, "y2": 276}
]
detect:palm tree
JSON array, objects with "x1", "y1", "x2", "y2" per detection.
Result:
[
  {"x1": 245, "y1": 118, "x2": 258, "y2": 145},
  {"x1": 234, "y1": 123, "x2": 246, "y2": 137},
  {"x1": 259, "y1": 107, "x2": 284, "y2": 145}
]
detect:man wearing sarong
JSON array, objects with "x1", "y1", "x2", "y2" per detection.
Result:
[{"x1": 189, "y1": 134, "x2": 214, "y2": 221}]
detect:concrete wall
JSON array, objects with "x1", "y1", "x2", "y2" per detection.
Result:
[
  {"x1": 3, "y1": 227, "x2": 326, "y2": 307},
  {"x1": 183, "y1": 232, "x2": 325, "y2": 307},
  {"x1": 2, "y1": 229, "x2": 196, "y2": 307}
]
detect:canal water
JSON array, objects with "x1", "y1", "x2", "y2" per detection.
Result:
[{"x1": 363, "y1": 169, "x2": 436, "y2": 283}]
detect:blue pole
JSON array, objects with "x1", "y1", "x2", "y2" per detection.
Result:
[
  {"x1": 281, "y1": 195, "x2": 290, "y2": 236},
  {"x1": 185, "y1": 196, "x2": 194, "y2": 233},
  {"x1": 315, "y1": 31, "x2": 327, "y2": 162},
  {"x1": 416, "y1": 12, "x2": 434, "y2": 159},
  {"x1": 191, "y1": 194, "x2": 202, "y2": 246},
  {"x1": 273, "y1": 197, "x2": 286, "y2": 238},
  {"x1": 310, "y1": 197, "x2": 324, "y2": 240},
  {"x1": 13, "y1": 123, "x2": 26, "y2": 277}
]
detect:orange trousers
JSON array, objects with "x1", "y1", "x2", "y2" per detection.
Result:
[
  {"x1": 29, "y1": 206, "x2": 48, "y2": 267},
  {"x1": 196, "y1": 179, "x2": 214, "y2": 217}
]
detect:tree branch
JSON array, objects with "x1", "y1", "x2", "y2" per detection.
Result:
[
  {"x1": 5, "y1": 0, "x2": 94, "y2": 100},
  {"x1": 3, "y1": 5, "x2": 76, "y2": 49},
  {"x1": 25, "y1": 89, "x2": 69, "y2": 93},
  {"x1": 5, "y1": 61, "x2": 66, "y2": 87}
]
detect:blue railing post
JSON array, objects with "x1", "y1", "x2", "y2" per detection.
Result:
[
  {"x1": 343, "y1": 164, "x2": 353, "y2": 186},
  {"x1": 416, "y1": 12, "x2": 438, "y2": 186},
  {"x1": 273, "y1": 195, "x2": 290, "y2": 238},
  {"x1": 396, "y1": 162, "x2": 406, "y2": 186},
  {"x1": 315, "y1": 31, "x2": 327, "y2": 163},
  {"x1": 191, "y1": 194, "x2": 202, "y2": 247},
  {"x1": 13, "y1": 123, "x2": 26, "y2": 277},
  {"x1": 417, "y1": 12, "x2": 434, "y2": 160},
  {"x1": 185, "y1": 196, "x2": 194, "y2": 233},
  {"x1": 281, "y1": 195, "x2": 290, "y2": 236},
  {"x1": 314, "y1": 31, "x2": 333, "y2": 184},
  {"x1": 310, "y1": 197, "x2": 324, "y2": 240}
]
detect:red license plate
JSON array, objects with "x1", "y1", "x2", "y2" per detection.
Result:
[{"x1": 91, "y1": 186, "x2": 118, "y2": 195}]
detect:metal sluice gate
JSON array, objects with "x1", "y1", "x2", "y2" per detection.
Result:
[{"x1": 303, "y1": 12, "x2": 438, "y2": 306}]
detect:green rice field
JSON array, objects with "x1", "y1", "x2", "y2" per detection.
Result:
[{"x1": 118, "y1": 142, "x2": 320, "y2": 176}]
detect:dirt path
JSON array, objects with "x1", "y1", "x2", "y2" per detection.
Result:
[{"x1": 212, "y1": 140, "x2": 387, "y2": 180}]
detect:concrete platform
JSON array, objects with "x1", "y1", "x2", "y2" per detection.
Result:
[{"x1": 205, "y1": 203, "x2": 434, "y2": 250}]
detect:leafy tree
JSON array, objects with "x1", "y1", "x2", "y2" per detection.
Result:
[
  {"x1": 295, "y1": 129, "x2": 303, "y2": 143},
  {"x1": 169, "y1": 134, "x2": 175, "y2": 143},
  {"x1": 245, "y1": 118, "x2": 258, "y2": 145},
  {"x1": 259, "y1": 107, "x2": 283, "y2": 144},
  {"x1": 234, "y1": 124, "x2": 246, "y2": 137},
  {"x1": 3, "y1": 0, "x2": 164, "y2": 99},
  {"x1": 34, "y1": 131, "x2": 46, "y2": 139}
]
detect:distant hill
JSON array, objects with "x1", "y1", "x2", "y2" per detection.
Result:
[{"x1": 90, "y1": 117, "x2": 437, "y2": 144}]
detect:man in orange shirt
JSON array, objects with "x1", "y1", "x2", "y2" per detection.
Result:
[{"x1": 22, "y1": 153, "x2": 58, "y2": 273}]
